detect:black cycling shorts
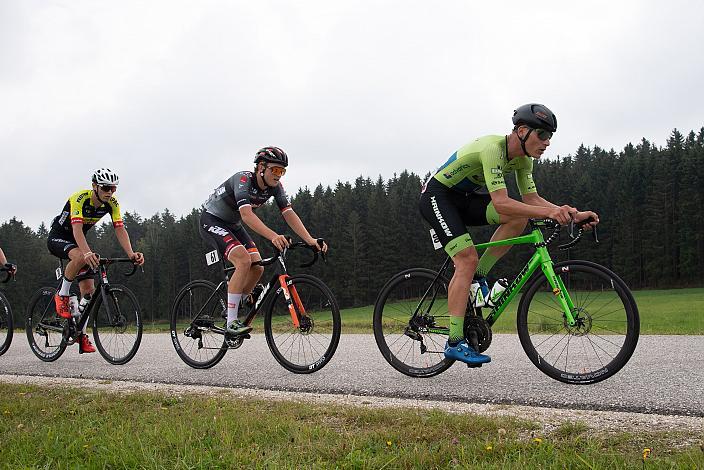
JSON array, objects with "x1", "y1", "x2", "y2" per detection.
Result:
[
  {"x1": 199, "y1": 211, "x2": 258, "y2": 260},
  {"x1": 419, "y1": 178, "x2": 500, "y2": 257},
  {"x1": 47, "y1": 231, "x2": 79, "y2": 259}
]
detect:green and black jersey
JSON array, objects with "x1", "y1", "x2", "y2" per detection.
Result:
[{"x1": 431, "y1": 135, "x2": 537, "y2": 195}]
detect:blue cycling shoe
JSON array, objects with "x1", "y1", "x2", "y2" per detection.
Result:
[{"x1": 444, "y1": 341, "x2": 491, "y2": 366}]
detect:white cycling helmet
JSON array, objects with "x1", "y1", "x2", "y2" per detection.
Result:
[{"x1": 92, "y1": 168, "x2": 119, "y2": 186}]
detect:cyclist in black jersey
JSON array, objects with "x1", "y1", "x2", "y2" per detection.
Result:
[
  {"x1": 0, "y1": 247, "x2": 17, "y2": 275},
  {"x1": 200, "y1": 146, "x2": 328, "y2": 336},
  {"x1": 47, "y1": 168, "x2": 145, "y2": 354},
  {"x1": 419, "y1": 104, "x2": 599, "y2": 365}
]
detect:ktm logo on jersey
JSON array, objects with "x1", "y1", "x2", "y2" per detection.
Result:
[{"x1": 207, "y1": 226, "x2": 229, "y2": 237}]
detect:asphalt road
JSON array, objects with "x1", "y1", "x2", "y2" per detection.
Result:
[{"x1": 1, "y1": 333, "x2": 702, "y2": 417}]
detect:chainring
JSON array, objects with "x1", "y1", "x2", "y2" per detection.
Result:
[{"x1": 463, "y1": 315, "x2": 492, "y2": 353}]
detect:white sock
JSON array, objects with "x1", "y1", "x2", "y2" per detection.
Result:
[
  {"x1": 59, "y1": 277, "x2": 73, "y2": 296},
  {"x1": 227, "y1": 293, "x2": 242, "y2": 326}
]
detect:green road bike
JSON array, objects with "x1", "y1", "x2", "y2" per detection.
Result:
[{"x1": 373, "y1": 219, "x2": 640, "y2": 384}]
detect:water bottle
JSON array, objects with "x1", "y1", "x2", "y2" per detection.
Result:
[
  {"x1": 486, "y1": 278, "x2": 509, "y2": 307},
  {"x1": 470, "y1": 281, "x2": 486, "y2": 308},
  {"x1": 78, "y1": 294, "x2": 91, "y2": 315},
  {"x1": 69, "y1": 295, "x2": 79, "y2": 317}
]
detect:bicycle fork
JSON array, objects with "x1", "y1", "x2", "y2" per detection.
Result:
[
  {"x1": 277, "y1": 275, "x2": 306, "y2": 329},
  {"x1": 536, "y1": 250, "x2": 577, "y2": 327}
]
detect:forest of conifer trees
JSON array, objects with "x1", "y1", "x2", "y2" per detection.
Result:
[{"x1": 1, "y1": 128, "x2": 702, "y2": 323}]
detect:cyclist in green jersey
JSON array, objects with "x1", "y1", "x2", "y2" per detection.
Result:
[{"x1": 419, "y1": 103, "x2": 599, "y2": 365}]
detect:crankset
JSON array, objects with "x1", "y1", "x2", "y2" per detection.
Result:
[{"x1": 463, "y1": 315, "x2": 492, "y2": 353}]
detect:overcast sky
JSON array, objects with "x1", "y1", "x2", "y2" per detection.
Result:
[{"x1": 2, "y1": 0, "x2": 703, "y2": 229}]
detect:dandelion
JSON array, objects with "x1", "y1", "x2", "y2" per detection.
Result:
[
  {"x1": 485, "y1": 444, "x2": 493, "y2": 452},
  {"x1": 386, "y1": 441, "x2": 392, "y2": 447},
  {"x1": 533, "y1": 437, "x2": 543, "y2": 445},
  {"x1": 642, "y1": 448, "x2": 651, "y2": 461}
]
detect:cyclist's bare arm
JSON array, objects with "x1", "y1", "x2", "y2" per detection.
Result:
[
  {"x1": 240, "y1": 205, "x2": 289, "y2": 251},
  {"x1": 0, "y1": 248, "x2": 6, "y2": 265},
  {"x1": 282, "y1": 210, "x2": 328, "y2": 252},
  {"x1": 71, "y1": 222, "x2": 99, "y2": 268},
  {"x1": 115, "y1": 226, "x2": 145, "y2": 265},
  {"x1": 490, "y1": 189, "x2": 573, "y2": 225},
  {"x1": 522, "y1": 193, "x2": 599, "y2": 228}
]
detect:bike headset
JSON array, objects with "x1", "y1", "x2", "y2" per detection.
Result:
[
  {"x1": 253, "y1": 146, "x2": 289, "y2": 188},
  {"x1": 511, "y1": 103, "x2": 558, "y2": 158},
  {"x1": 91, "y1": 168, "x2": 119, "y2": 204}
]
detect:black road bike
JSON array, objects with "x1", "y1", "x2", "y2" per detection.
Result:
[
  {"x1": 26, "y1": 258, "x2": 143, "y2": 364},
  {"x1": 0, "y1": 265, "x2": 16, "y2": 355},
  {"x1": 170, "y1": 241, "x2": 341, "y2": 373}
]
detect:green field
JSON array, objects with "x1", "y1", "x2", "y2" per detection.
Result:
[
  {"x1": 0, "y1": 383, "x2": 701, "y2": 468},
  {"x1": 339, "y1": 287, "x2": 704, "y2": 335}
]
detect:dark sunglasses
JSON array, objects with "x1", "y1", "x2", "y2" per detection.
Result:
[
  {"x1": 533, "y1": 128, "x2": 553, "y2": 141},
  {"x1": 99, "y1": 185, "x2": 117, "y2": 193}
]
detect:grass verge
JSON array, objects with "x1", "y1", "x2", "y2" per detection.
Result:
[{"x1": 0, "y1": 383, "x2": 701, "y2": 468}]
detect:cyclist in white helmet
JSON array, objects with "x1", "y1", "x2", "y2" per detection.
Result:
[{"x1": 46, "y1": 168, "x2": 145, "y2": 353}]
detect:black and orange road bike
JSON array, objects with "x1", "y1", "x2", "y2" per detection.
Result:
[{"x1": 170, "y1": 240, "x2": 341, "y2": 374}]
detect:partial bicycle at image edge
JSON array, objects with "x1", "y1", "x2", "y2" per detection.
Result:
[
  {"x1": 170, "y1": 239, "x2": 341, "y2": 374},
  {"x1": 0, "y1": 265, "x2": 17, "y2": 356},
  {"x1": 25, "y1": 258, "x2": 144, "y2": 365},
  {"x1": 373, "y1": 218, "x2": 640, "y2": 385}
]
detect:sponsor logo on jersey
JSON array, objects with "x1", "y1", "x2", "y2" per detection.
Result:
[
  {"x1": 215, "y1": 186, "x2": 226, "y2": 196},
  {"x1": 240, "y1": 175, "x2": 248, "y2": 183},
  {"x1": 76, "y1": 193, "x2": 87, "y2": 203},
  {"x1": 442, "y1": 164, "x2": 470, "y2": 179},
  {"x1": 207, "y1": 226, "x2": 230, "y2": 237},
  {"x1": 491, "y1": 166, "x2": 503, "y2": 175},
  {"x1": 430, "y1": 196, "x2": 453, "y2": 237}
]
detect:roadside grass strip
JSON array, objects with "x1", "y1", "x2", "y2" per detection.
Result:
[{"x1": 1, "y1": 382, "x2": 701, "y2": 468}]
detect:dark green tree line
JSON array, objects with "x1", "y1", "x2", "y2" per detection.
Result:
[{"x1": 1, "y1": 128, "x2": 702, "y2": 323}]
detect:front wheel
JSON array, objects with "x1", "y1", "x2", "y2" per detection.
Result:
[
  {"x1": 170, "y1": 280, "x2": 228, "y2": 369},
  {"x1": 517, "y1": 261, "x2": 640, "y2": 385},
  {"x1": 25, "y1": 287, "x2": 68, "y2": 362},
  {"x1": 373, "y1": 269, "x2": 454, "y2": 378},
  {"x1": 0, "y1": 291, "x2": 13, "y2": 355},
  {"x1": 264, "y1": 274, "x2": 341, "y2": 373},
  {"x1": 92, "y1": 285, "x2": 143, "y2": 365}
]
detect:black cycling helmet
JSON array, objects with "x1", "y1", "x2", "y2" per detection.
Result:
[
  {"x1": 254, "y1": 146, "x2": 288, "y2": 167},
  {"x1": 512, "y1": 103, "x2": 557, "y2": 132}
]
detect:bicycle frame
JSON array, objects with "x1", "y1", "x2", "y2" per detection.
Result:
[
  {"x1": 48, "y1": 259, "x2": 135, "y2": 339},
  {"x1": 192, "y1": 247, "x2": 307, "y2": 336},
  {"x1": 421, "y1": 220, "x2": 579, "y2": 330}
]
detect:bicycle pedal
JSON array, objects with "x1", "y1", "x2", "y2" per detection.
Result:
[{"x1": 466, "y1": 363, "x2": 483, "y2": 369}]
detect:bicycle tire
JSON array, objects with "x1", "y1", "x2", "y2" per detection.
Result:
[
  {"x1": 264, "y1": 274, "x2": 341, "y2": 374},
  {"x1": 0, "y1": 291, "x2": 12, "y2": 355},
  {"x1": 517, "y1": 261, "x2": 640, "y2": 385},
  {"x1": 92, "y1": 285, "x2": 143, "y2": 365},
  {"x1": 373, "y1": 268, "x2": 454, "y2": 378},
  {"x1": 170, "y1": 280, "x2": 227, "y2": 369},
  {"x1": 25, "y1": 286, "x2": 68, "y2": 362}
]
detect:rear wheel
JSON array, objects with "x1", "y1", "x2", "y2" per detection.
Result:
[
  {"x1": 92, "y1": 285, "x2": 143, "y2": 365},
  {"x1": 0, "y1": 291, "x2": 13, "y2": 355},
  {"x1": 264, "y1": 274, "x2": 340, "y2": 373},
  {"x1": 25, "y1": 287, "x2": 68, "y2": 362},
  {"x1": 373, "y1": 269, "x2": 454, "y2": 378},
  {"x1": 170, "y1": 280, "x2": 227, "y2": 369},
  {"x1": 517, "y1": 261, "x2": 639, "y2": 384}
]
